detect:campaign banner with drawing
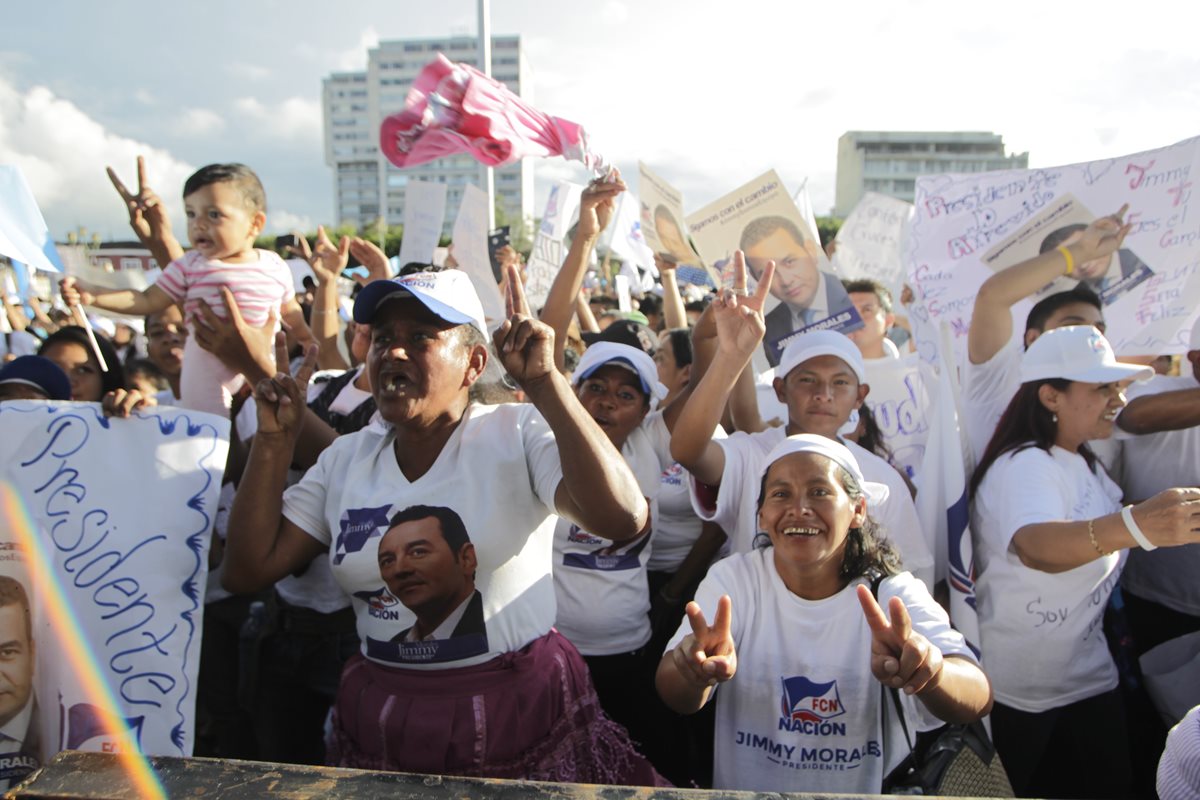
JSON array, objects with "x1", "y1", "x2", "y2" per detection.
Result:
[
  {"x1": 523, "y1": 181, "x2": 583, "y2": 311},
  {"x1": 861, "y1": 353, "x2": 931, "y2": 483},
  {"x1": 686, "y1": 170, "x2": 863, "y2": 367},
  {"x1": 907, "y1": 136, "x2": 1200, "y2": 357},
  {"x1": 398, "y1": 180, "x2": 448, "y2": 268},
  {"x1": 451, "y1": 184, "x2": 504, "y2": 326},
  {"x1": 636, "y1": 163, "x2": 708, "y2": 276},
  {"x1": 833, "y1": 192, "x2": 914, "y2": 294},
  {"x1": 0, "y1": 402, "x2": 229, "y2": 763}
]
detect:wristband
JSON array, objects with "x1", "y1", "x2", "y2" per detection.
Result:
[
  {"x1": 1121, "y1": 505, "x2": 1157, "y2": 551},
  {"x1": 1057, "y1": 244, "x2": 1075, "y2": 276}
]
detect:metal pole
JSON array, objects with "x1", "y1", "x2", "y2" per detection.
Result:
[{"x1": 478, "y1": 0, "x2": 496, "y2": 230}]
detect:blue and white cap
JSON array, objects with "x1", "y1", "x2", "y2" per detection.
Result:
[
  {"x1": 353, "y1": 270, "x2": 488, "y2": 337},
  {"x1": 574, "y1": 341, "x2": 668, "y2": 409}
]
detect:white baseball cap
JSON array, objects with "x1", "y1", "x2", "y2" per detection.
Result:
[
  {"x1": 353, "y1": 270, "x2": 488, "y2": 337},
  {"x1": 777, "y1": 330, "x2": 867, "y2": 384},
  {"x1": 1020, "y1": 325, "x2": 1154, "y2": 384},
  {"x1": 760, "y1": 434, "x2": 888, "y2": 505},
  {"x1": 574, "y1": 341, "x2": 668, "y2": 408}
]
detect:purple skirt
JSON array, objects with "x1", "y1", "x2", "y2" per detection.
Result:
[{"x1": 327, "y1": 629, "x2": 667, "y2": 786}]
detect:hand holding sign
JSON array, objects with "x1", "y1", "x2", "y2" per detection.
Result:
[
  {"x1": 577, "y1": 169, "x2": 626, "y2": 241},
  {"x1": 671, "y1": 595, "x2": 737, "y2": 687},
  {"x1": 856, "y1": 584, "x2": 944, "y2": 696}
]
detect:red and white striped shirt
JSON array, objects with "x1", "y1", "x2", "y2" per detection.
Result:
[{"x1": 155, "y1": 249, "x2": 293, "y2": 326}]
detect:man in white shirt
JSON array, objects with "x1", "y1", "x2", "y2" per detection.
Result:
[{"x1": 0, "y1": 576, "x2": 38, "y2": 790}]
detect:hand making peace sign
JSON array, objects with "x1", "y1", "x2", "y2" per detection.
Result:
[
  {"x1": 670, "y1": 595, "x2": 737, "y2": 687},
  {"x1": 856, "y1": 584, "x2": 944, "y2": 696}
]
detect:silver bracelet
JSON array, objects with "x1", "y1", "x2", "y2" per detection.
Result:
[{"x1": 1121, "y1": 505, "x2": 1157, "y2": 551}]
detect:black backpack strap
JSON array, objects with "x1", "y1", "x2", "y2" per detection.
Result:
[{"x1": 872, "y1": 572, "x2": 916, "y2": 758}]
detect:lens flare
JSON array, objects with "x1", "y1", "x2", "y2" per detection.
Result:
[{"x1": 0, "y1": 482, "x2": 166, "y2": 799}]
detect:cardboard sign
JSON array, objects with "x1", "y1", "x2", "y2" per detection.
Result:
[
  {"x1": 637, "y1": 163, "x2": 706, "y2": 273},
  {"x1": 398, "y1": 180, "x2": 448, "y2": 268},
  {"x1": 451, "y1": 184, "x2": 504, "y2": 326},
  {"x1": 833, "y1": 192, "x2": 914, "y2": 293},
  {"x1": 523, "y1": 182, "x2": 584, "y2": 311}
]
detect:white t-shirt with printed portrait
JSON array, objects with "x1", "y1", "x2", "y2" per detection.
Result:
[
  {"x1": 552, "y1": 410, "x2": 672, "y2": 655},
  {"x1": 971, "y1": 445, "x2": 1126, "y2": 712},
  {"x1": 667, "y1": 553, "x2": 972, "y2": 794},
  {"x1": 688, "y1": 425, "x2": 935, "y2": 588},
  {"x1": 282, "y1": 402, "x2": 564, "y2": 669}
]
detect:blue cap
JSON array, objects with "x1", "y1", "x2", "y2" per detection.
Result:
[{"x1": 0, "y1": 356, "x2": 72, "y2": 401}]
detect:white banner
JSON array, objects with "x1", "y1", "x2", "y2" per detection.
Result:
[
  {"x1": 398, "y1": 180, "x2": 448, "y2": 268},
  {"x1": 451, "y1": 184, "x2": 504, "y2": 326},
  {"x1": 907, "y1": 136, "x2": 1200, "y2": 357},
  {"x1": 862, "y1": 353, "x2": 931, "y2": 483},
  {"x1": 523, "y1": 181, "x2": 584, "y2": 312},
  {"x1": 0, "y1": 402, "x2": 228, "y2": 765},
  {"x1": 833, "y1": 191, "x2": 914, "y2": 292}
]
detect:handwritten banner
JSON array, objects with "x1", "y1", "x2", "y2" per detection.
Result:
[
  {"x1": 862, "y1": 354, "x2": 932, "y2": 482},
  {"x1": 399, "y1": 180, "x2": 448, "y2": 268},
  {"x1": 0, "y1": 402, "x2": 229, "y2": 763},
  {"x1": 686, "y1": 170, "x2": 862, "y2": 366},
  {"x1": 523, "y1": 181, "x2": 583, "y2": 311},
  {"x1": 451, "y1": 184, "x2": 504, "y2": 326},
  {"x1": 907, "y1": 136, "x2": 1200, "y2": 357},
  {"x1": 833, "y1": 192, "x2": 914, "y2": 293}
]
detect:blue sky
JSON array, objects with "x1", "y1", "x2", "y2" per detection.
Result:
[{"x1": 2, "y1": 0, "x2": 1197, "y2": 241}]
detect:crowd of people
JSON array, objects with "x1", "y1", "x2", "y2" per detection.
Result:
[{"x1": 1, "y1": 156, "x2": 1199, "y2": 799}]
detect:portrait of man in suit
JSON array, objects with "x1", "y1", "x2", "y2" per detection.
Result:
[
  {"x1": 0, "y1": 575, "x2": 38, "y2": 789},
  {"x1": 376, "y1": 506, "x2": 486, "y2": 646},
  {"x1": 1038, "y1": 223, "x2": 1154, "y2": 305},
  {"x1": 740, "y1": 215, "x2": 858, "y2": 366}
]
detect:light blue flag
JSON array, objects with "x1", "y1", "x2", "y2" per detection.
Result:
[{"x1": 0, "y1": 165, "x2": 64, "y2": 272}]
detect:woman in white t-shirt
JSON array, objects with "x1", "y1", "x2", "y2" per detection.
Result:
[
  {"x1": 656, "y1": 435, "x2": 991, "y2": 795},
  {"x1": 222, "y1": 267, "x2": 663, "y2": 785},
  {"x1": 969, "y1": 325, "x2": 1200, "y2": 799}
]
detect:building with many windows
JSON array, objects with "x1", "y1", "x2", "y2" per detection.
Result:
[
  {"x1": 833, "y1": 131, "x2": 1029, "y2": 216},
  {"x1": 323, "y1": 36, "x2": 534, "y2": 234}
]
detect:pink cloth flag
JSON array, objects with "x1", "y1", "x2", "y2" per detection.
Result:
[{"x1": 380, "y1": 54, "x2": 610, "y2": 176}]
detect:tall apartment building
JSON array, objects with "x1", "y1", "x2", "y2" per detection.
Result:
[
  {"x1": 323, "y1": 36, "x2": 535, "y2": 234},
  {"x1": 834, "y1": 131, "x2": 1029, "y2": 216}
]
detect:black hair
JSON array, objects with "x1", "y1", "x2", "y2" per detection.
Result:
[
  {"x1": 1038, "y1": 224, "x2": 1087, "y2": 254},
  {"x1": 388, "y1": 505, "x2": 471, "y2": 555},
  {"x1": 665, "y1": 328, "x2": 693, "y2": 368},
  {"x1": 1025, "y1": 285, "x2": 1102, "y2": 337},
  {"x1": 684, "y1": 297, "x2": 711, "y2": 314},
  {"x1": 847, "y1": 404, "x2": 893, "y2": 463},
  {"x1": 740, "y1": 215, "x2": 808, "y2": 255},
  {"x1": 637, "y1": 293, "x2": 663, "y2": 320},
  {"x1": 841, "y1": 278, "x2": 894, "y2": 314},
  {"x1": 38, "y1": 326, "x2": 127, "y2": 397},
  {"x1": 969, "y1": 379, "x2": 1097, "y2": 499},
  {"x1": 0, "y1": 575, "x2": 32, "y2": 642},
  {"x1": 754, "y1": 460, "x2": 901, "y2": 580},
  {"x1": 400, "y1": 262, "x2": 435, "y2": 275},
  {"x1": 182, "y1": 163, "x2": 267, "y2": 213},
  {"x1": 126, "y1": 358, "x2": 169, "y2": 392}
]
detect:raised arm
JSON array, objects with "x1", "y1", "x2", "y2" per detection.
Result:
[
  {"x1": 670, "y1": 254, "x2": 775, "y2": 484},
  {"x1": 857, "y1": 586, "x2": 992, "y2": 723},
  {"x1": 656, "y1": 595, "x2": 737, "y2": 714},
  {"x1": 107, "y1": 156, "x2": 185, "y2": 267},
  {"x1": 59, "y1": 277, "x2": 174, "y2": 316},
  {"x1": 292, "y1": 226, "x2": 351, "y2": 371},
  {"x1": 657, "y1": 255, "x2": 688, "y2": 330},
  {"x1": 222, "y1": 340, "x2": 328, "y2": 593},
  {"x1": 968, "y1": 205, "x2": 1130, "y2": 365},
  {"x1": 496, "y1": 264, "x2": 647, "y2": 541},
  {"x1": 1117, "y1": 385, "x2": 1200, "y2": 435},
  {"x1": 1011, "y1": 488, "x2": 1200, "y2": 573},
  {"x1": 539, "y1": 176, "x2": 625, "y2": 372}
]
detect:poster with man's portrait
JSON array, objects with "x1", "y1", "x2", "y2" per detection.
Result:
[
  {"x1": 981, "y1": 192, "x2": 1155, "y2": 306},
  {"x1": 636, "y1": 162, "x2": 711, "y2": 279},
  {"x1": 686, "y1": 170, "x2": 863, "y2": 366}
]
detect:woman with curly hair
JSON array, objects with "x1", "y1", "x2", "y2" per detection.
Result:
[{"x1": 655, "y1": 434, "x2": 992, "y2": 794}]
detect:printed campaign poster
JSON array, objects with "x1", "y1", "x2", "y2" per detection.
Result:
[
  {"x1": 833, "y1": 192, "x2": 914, "y2": 294},
  {"x1": 523, "y1": 181, "x2": 584, "y2": 311},
  {"x1": 980, "y1": 192, "x2": 1154, "y2": 307},
  {"x1": 636, "y1": 163, "x2": 710, "y2": 278},
  {"x1": 398, "y1": 180, "x2": 449, "y2": 268},
  {"x1": 0, "y1": 401, "x2": 229, "y2": 765},
  {"x1": 907, "y1": 135, "x2": 1200, "y2": 357},
  {"x1": 686, "y1": 170, "x2": 863, "y2": 366}
]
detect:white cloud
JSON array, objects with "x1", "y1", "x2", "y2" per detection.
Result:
[
  {"x1": 0, "y1": 75, "x2": 195, "y2": 240},
  {"x1": 173, "y1": 107, "x2": 226, "y2": 136},
  {"x1": 335, "y1": 26, "x2": 380, "y2": 71},
  {"x1": 227, "y1": 61, "x2": 272, "y2": 81},
  {"x1": 232, "y1": 96, "x2": 321, "y2": 143},
  {"x1": 601, "y1": 1, "x2": 630, "y2": 24},
  {"x1": 264, "y1": 209, "x2": 314, "y2": 235}
]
